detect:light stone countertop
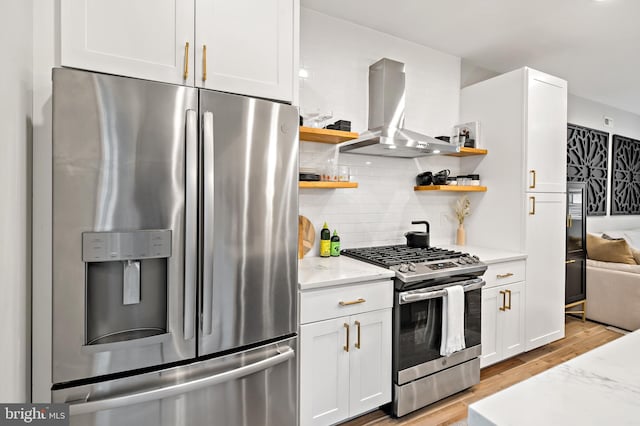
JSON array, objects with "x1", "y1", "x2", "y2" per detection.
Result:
[
  {"x1": 298, "y1": 256, "x2": 395, "y2": 291},
  {"x1": 442, "y1": 245, "x2": 527, "y2": 264},
  {"x1": 299, "y1": 246, "x2": 526, "y2": 290},
  {"x1": 468, "y1": 328, "x2": 640, "y2": 426}
]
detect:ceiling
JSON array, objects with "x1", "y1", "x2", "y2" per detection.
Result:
[{"x1": 301, "y1": 0, "x2": 640, "y2": 115}]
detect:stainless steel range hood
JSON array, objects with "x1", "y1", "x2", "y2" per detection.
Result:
[{"x1": 339, "y1": 58, "x2": 459, "y2": 158}]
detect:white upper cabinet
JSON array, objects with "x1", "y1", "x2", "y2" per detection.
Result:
[
  {"x1": 61, "y1": 0, "x2": 296, "y2": 102},
  {"x1": 62, "y1": 0, "x2": 195, "y2": 86},
  {"x1": 525, "y1": 69, "x2": 568, "y2": 193},
  {"x1": 195, "y1": 0, "x2": 294, "y2": 101}
]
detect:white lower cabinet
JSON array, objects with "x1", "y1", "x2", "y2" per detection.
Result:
[
  {"x1": 299, "y1": 280, "x2": 392, "y2": 426},
  {"x1": 480, "y1": 261, "x2": 526, "y2": 368},
  {"x1": 300, "y1": 318, "x2": 350, "y2": 426},
  {"x1": 525, "y1": 192, "x2": 566, "y2": 351}
]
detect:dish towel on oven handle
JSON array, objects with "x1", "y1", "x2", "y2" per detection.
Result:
[{"x1": 440, "y1": 285, "x2": 466, "y2": 357}]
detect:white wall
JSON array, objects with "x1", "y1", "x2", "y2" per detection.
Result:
[
  {"x1": 0, "y1": 0, "x2": 33, "y2": 403},
  {"x1": 568, "y1": 94, "x2": 640, "y2": 232},
  {"x1": 299, "y1": 9, "x2": 467, "y2": 254}
]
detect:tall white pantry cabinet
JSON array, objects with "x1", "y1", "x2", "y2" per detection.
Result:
[
  {"x1": 461, "y1": 67, "x2": 567, "y2": 354},
  {"x1": 61, "y1": 0, "x2": 297, "y2": 102}
]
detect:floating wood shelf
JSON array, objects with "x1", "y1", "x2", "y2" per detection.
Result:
[
  {"x1": 299, "y1": 181, "x2": 358, "y2": 189},
  {"x1": 445, "y1": 147, "x2": 488, "y2": 157},
  {"x1": 299, "y1": 126, "x2": 359, "y2": 144},
  {"x1": 414, "y1": 185, "x2": 487, "y2": 192}
]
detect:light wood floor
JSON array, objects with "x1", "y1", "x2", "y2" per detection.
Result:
[{"x1": 343, "y1": 317, "x2": 625, "y2": 426}]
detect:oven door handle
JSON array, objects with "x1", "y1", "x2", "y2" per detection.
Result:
[{"x1": 399, "y1": 280, "x2": 485, "y2": 304}]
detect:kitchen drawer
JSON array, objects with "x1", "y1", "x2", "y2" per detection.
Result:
[
  {"x1": 300, "y1": 279, "x2": 393, "y2": 324},
  {"x1": 483, "y1": 260, "x2": 525, "y2": 288}
]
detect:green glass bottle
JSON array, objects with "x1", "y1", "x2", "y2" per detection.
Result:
[
  {"x1": 320, "y1": 222, "x2": 331, "y2": 257},
  {"x1": 330, "y1": 230, "x2": 341, "y2": 257}
]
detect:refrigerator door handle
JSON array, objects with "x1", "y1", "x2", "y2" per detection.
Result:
[
  {"x1": 184, "y1": 109, "x2": 198, "y2": 340},
  {"x1": 202, "y1": 111, "x2": 214, "y2": 336},
  {"x1": 67, "y1": 346, "x2": 295, "y2": 416}
]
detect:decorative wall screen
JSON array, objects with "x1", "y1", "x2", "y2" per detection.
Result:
[
  {"x1": 567, "y1": 124, "x2": 608, "y2": 215},
  {"x1": 611, "y1": 134, "x2": 640, "y2": 215}
]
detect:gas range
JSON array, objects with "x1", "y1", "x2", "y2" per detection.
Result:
[
  {"x1": 341, "y1": 245, "x2": 487, "y2": 286},
  {"x1": 343, "y1": 244, "x2": 487, "y2": 417}
]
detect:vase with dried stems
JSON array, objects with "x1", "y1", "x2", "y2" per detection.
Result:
[{"x1": 453, "y1": 195, "x2": 471, "y2": 245}]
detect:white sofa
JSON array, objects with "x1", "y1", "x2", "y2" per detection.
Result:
[{"x1": 586, "y1": 229, "x2": 640, "y2": 331}]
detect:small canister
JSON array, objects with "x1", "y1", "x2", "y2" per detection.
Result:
[
  {"x1": 447, "y1": 177, "x2": 457, "y2": 186},
  {"x1": 469, "y1": 174, "x2": 480, "y2": 186},
  {"x1": 457, "y1": 175, "x2": 471, "y2": 186}
]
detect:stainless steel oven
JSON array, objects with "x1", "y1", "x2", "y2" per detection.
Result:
[
  {"x1": 341, "y1": 244, "x2": 488, "y2": 417},
  {"x1": 393, "y1": 278, "x2": 484, "y2": 417}
]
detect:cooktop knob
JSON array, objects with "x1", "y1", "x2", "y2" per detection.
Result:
[
  {"x1": 398, "y1": 263, "x2": 409, "y2": 273},
  {"x1": 408, "y1": 262, "x2": 417, "y2": 272}
]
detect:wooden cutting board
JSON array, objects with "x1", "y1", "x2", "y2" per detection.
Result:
[{"x1": 298, "y1": 216, "x2": 315, "y2": 259}]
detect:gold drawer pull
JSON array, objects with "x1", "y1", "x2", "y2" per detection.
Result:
[
  {"x1": 499, "y1": 290, "x2": 506, "y2": 311},
  {"x1": 202, "y1": 44, "x2": 207, "y2": 81},
  {"x1": 355, "y1": 320, "x2": 361, "y2": 349},
  {"x1": 529, "y1": 170, "x2": 536, "y2": 189},
  {"x1": 496, "y1": 273, "x2": 514, "y2": 279},
  {"x1": 339, "y1": 298, "x2": 366, "y2": 306},
  {"x1": 529, "y1": 196, "x2": 536, "y2": 215},
  {"x1": 343, "y1": 323, "x2": 349, "y2": 352},
  {"x1": 565, "y1": 259, "x2": 577, "y2": 264},
  {"x1": 183, "y1": 41, "x2": 190, "y2": 80}
]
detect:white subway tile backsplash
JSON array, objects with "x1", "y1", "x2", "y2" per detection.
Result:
[{"x1": 299, "y1": 9, "x2": 471, "y2": 256}]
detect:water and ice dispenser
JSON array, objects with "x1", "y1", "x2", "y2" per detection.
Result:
[{"x1": 82, "y1": 230, "x2": 172, "y2": 346}]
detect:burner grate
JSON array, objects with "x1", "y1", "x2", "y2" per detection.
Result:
[{"x1": 341, "y1": 245, "x2": 463, "y2": 268}]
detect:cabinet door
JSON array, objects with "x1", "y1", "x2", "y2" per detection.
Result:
[
  {"x1": 501, "y1": 281, "x2": 526, "y2": 359},
  {"x1": 525, "y1": 193, "x2": 566, "y2": 351},
  {"x1": 61, "y1": 0, "x2": 195, "y2": 85},
  {"x1": 525, "y1": 69, "x2": 567, "y2": 193},
  {"x1": 300, "y1": 318, "x2": 350, "y2": 426},
  {"x1": 565, "y1": 254, "x2": 586, "y2": 304},
  {"x1": 195, "y1": 0, "x2": 294, "y2": 101},
  {"x1": 348, "y1": 309, "x2": 392, "y2": 417},
  {"x1": 480, "y1": 286, "x2": 503, "y2": 368}
]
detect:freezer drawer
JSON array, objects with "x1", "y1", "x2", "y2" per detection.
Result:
[{"x1": 52, "y1": 337, "x2": 297, "y2": 426}]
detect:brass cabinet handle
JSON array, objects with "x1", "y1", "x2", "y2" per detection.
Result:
[
  {"x1": 355, "y1": 320, "x2": 361, "y2": 349},
  {"x1": 496, "y1": 272, "x2": 514, "y2": 279},
  {"x1": 202, "y1": 45, "x2": 207, "y2": 81},
  {"x1": 529, "y1": 196, "x2": 536, "y2": 215},
  {"x1": 565, "y1": 259, "x2": 577, "y2": 264},
  {"x1": 499, "y1": 290, "x2": 506, "y2": 311},
  {"x1": 343, "y1": 323, "x2": 349, "y2": 352},
  {"x1": 339, "y1": 298, "x2": 366, "y2": 306},
  {"x1": 529, "y1": 170, "x2": 536, "y2": 189},
  {"x1": 183, "y1": 42, "x2": 190, "y2": 80},
  {"x1": 506, "y1": 289, "x2": 512, "y2": 310}
]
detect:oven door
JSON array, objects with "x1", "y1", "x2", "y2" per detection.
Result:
[{"x1": 394, "y1": 278, "x2": 484, "y2": 385}]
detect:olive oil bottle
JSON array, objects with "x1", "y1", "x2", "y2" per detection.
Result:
[{"x1": 320, "y1": 222, "x2": 331, "y2": 257}]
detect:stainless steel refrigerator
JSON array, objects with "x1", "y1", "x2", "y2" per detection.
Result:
[{"x1": 49, "y1": 68, "x2": 298, "y2": 425}]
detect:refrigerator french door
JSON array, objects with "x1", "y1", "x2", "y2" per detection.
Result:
[
  {"x1": 198, "y1": 90, "x2": 298, "y2": 355},
  {"x1": 50, "y1": 68, "x2": 298, "y2": 425}
]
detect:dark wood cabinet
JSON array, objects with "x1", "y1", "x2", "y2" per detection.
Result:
[{"x1": 565, "y1": 182, "x2": 587, "y2": 316}]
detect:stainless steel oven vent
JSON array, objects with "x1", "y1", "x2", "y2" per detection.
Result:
[{"x1": 339, "y1": 58, "x2": 459, "y2": 158}]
